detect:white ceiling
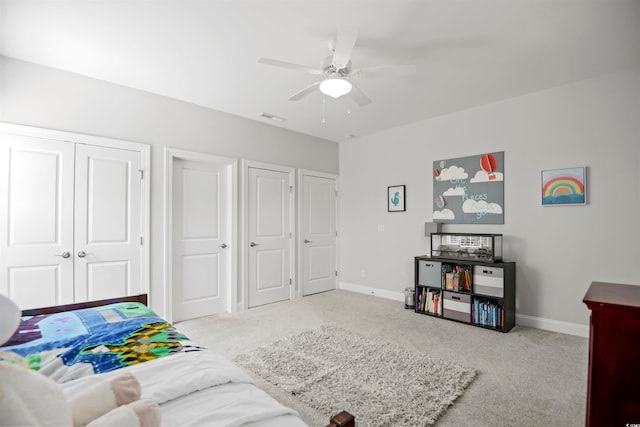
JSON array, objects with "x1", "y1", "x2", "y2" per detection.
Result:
[{"x1": 1, "y1": 1, "x2": 639, "y2": 143}]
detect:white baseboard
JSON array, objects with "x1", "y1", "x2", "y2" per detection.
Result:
[
  {"x1": 339, "y1": 281, "x2": 589, "y2": 338},
  {"x1": 338, "y1": 281, "x2": 404, "y2": 302},
  {"x1": 516, "y1": 313, "x2": 589, "y2": 338}
]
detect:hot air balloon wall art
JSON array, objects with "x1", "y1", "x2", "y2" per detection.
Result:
[
  {"x1": 432, "y1": 152, "x2": 505, "y2": 224},
  {"x1": 541, "y1": 167, "x2": 587, "y2": 206}
]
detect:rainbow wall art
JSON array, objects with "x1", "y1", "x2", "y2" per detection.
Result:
[{"x1": 541, "y1": 167, "x2": 586, "y2": 206}]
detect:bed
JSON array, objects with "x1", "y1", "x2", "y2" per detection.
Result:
[{"x1": 1, "y1": 294, "x2": 353, "y2": 427}]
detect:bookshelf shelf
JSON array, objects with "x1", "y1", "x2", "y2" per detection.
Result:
[{"x1": 414, "y1": 255, "x2": 516, "y2": 333}]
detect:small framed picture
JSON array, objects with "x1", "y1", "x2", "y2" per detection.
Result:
[
  {"x1": 541, "y1": 167, "x2": 587, "y2": 206},
  {"x1": 388, "y1": 185, "x2": 406, "y2": 212}
]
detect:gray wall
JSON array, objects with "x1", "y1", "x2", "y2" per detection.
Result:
[
  {"x1": 4, "y1": 53, "x2": 639, "y2": 334},
  {"x1": 0, "y1": 55, "x2": 339, "y2": 314},
  {"x1": 339, "y1": 68, "x2": 640, "y2": 334}
]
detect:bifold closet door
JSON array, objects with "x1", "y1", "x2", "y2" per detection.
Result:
[
  {"x1": 1, "y1": 134, "x2": 143, "y2": 309},
  {"x1": 73, "y1": 144, "x2": 142, "y2": 302},
  {"x1": 0, "y1": 135, "x2": 75, "y2": 309}
]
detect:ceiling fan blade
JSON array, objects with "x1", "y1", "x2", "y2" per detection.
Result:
[
  {"x1": 352, "y1": 64, "x2": 417, "y2": 78},
  {"x1": 258, "y1": 58, "x2": 324, "y2": 76},
  {"x1": 332, "y1": 29, "x2": 358, "y2": 70},
  {"x1": 349, "y1": 83, "x2": 372, "y2": 107},
  {"x1": 288, "y1": 81, "x2": 321, "y2": 101}
]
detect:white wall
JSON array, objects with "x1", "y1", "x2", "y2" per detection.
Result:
[
  {"x1": 339, "y1": 68, "x2": 640, "y2": 335},
  {"x1": 0, "y1": 55, "x2": 339, "y2": 314}
]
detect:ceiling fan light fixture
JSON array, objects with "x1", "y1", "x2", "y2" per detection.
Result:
[{"x1": 319, "y1": 77, "x2": 352, "y2": 98}]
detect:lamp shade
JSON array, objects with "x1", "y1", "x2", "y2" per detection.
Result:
[{"x1": 319, "y1": 77, "x2": 352, "y2": 98}]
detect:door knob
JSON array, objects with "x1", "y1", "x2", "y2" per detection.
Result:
[
  {"x1": 219, "y1": 243, "x2": 228, "y2": 249},
  {"x1": 250, "y1": 242, "x2": 259, "y2": 247},
  {"x1": 55, "y1": 252, "x2": 71, "y2": 259},
  {"x1": 304, "y1": 239, "x2": 312, "y2": 243},
  {"x1": 77, "y1": 251, "x2": 88, "y2": 258}
]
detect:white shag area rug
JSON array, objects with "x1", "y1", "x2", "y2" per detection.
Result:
[{"x1": 234, "y1": 326, "x2": 476, "y2": 426}]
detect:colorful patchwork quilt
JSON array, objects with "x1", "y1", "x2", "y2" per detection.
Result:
[{"x1": 0, "y1": 302, "x2": 202, "y2": 383}]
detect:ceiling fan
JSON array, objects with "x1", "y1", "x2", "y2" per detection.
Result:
[{"x1": 258, "y1": 29, "x2": 416, "y2": 107}]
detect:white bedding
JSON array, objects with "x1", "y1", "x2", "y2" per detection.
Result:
[{"x1": 60, "y1": 350, "x2": 307, "y2": 427}]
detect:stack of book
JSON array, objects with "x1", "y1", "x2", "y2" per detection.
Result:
[
  {"x1": 473, "y1": 299, "x2": 504, "y2": 328},
  {"x1": 417, "y1": 288, "x2": 427, "y2": 313},
  {"x1": 443, "y1": 265, "x2": 471, "y2": 292},
  {"x1": 426, "y1": 289, "x2": 441, "y2": 315},
  {"x1": 417, "y1": 288, "x2": 442, "y2": 315}
]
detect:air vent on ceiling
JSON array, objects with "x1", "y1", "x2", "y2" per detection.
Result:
[{"x1": 259, "y1": 112, "x2": 286, "y2": 122}]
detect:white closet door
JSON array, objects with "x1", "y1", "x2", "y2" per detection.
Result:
[
  {"x1": 172, "y1": 158, "x2": 230, "y2": 322},
  {"x1": 74, "y1": 144, "x2": 142, "y2": 302},
  {"x1": 1, "y1": 131, "x2": 145, "y2": 310},
  {"x1": 0, "y1": 135, "x2": 75, "y2": 309},
  {"x1": 247, "y1": 165, "x2": 292, "y2": 308},
  {"x1": 301, "y1": 173, "x2": 337, "y2": 296}
]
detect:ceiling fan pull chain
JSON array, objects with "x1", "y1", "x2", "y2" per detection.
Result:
[{"x1": 322, "y1": 95, "x2": 326, "y2": 124}]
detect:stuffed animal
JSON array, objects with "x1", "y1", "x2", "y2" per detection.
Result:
[{"x1": 0, "y1": 295, "x2": 161, "y2": 427}]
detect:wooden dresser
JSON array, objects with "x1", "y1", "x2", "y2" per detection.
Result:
[{"x1": 583, "y1": 281, "x2": 640, "y2": 427}]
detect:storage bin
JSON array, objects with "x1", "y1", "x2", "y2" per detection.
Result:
[
  {"x1": 442, "y1": 291, "x2": 471, "y2": 322},
  {"x1": 473, "y1": 266, "x2": 504, "y2": 298},
  {"x1": 417, "y1": 260, "x2": 442, "y2": 288}
]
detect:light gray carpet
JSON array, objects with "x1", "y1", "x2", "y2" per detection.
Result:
[
  {"x1": 234, "y1": 325, "x2": 476, "y2": 426},
  {"x1": 176, "y1": 290, "x2": 589, "y2": 427}
]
